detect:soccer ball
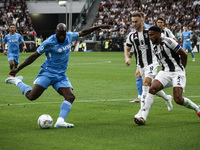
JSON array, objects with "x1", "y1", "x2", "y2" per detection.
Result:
[{"x1": 37, "y1": 114, "x2": 53, "y2": 129}]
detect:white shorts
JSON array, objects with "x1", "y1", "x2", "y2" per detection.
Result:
[
  {"x1": 138, "y1": 62, "x2": 159, "y2": 80},
  {"x1": 155, "y1": 70, "x2": 186, "y2": 90}
]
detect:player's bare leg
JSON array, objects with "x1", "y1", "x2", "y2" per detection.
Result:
[{"x1": 54, "y1": 87, "x2": 75, "y2": 128}]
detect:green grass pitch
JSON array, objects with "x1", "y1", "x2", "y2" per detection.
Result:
[{"x1": 0, "y1": 52, "x2": 200, "y2": 150}]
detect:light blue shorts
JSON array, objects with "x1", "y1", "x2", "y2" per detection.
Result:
[
  {"x1": 7, "y1": 54, "x2": 19, "y2": 65},
  {"x1": 182, "y1": 43, "x2": 192, "y2": 51},
  {"x1": 33, "y1": 69, "x2": 73, "y2": 91}
]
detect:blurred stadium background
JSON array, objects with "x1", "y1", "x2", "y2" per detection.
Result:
[{"x1": 0, "y1": 0, "x2": 199, "y2": 52}]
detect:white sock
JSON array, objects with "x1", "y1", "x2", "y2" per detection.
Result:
[
  {"x1": 183, "y1": 97, "x2": 199, "y2": 112},
  {"x1": 135, "y1": 86, "x2": 149, "y2": 117},
  {"x1": 56, "y1": 117, "x2": 64, "y2": 123},
  {"x1": 156, "y1": 90, "x2": 169, "y2": 101},
  {"x1": 142, "y1": 93, "x2": 155, "y2": 120}
]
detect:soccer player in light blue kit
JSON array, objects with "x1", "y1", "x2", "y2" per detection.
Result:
[
  {"x1": 181, "y1": 25, "x2": 195, "y2": 62},
  {"x1": 5, "y1": 23, "x2": 110, "y2": 128},
  {"x1": 3, "y1": 24, "x2": 27, "y2": 76}
]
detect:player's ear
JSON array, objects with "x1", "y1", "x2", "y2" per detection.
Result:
[{"x1": 141, "y1": 18, "x2": 144, "y2": 24}]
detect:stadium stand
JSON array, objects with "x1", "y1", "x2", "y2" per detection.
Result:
[
  {"x1": 0, "y1": 0, "x2": 199, "y2": 52},
  {"x1": 91, "y1": 0, "x2": 200, "y2": 51},
  {"x1": 0, "y1": 0, "x2": 36, "y2": 52}
]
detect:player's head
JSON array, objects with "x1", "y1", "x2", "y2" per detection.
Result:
[
  {"x1": 148, "y1": 26, "x2": 161, "y2": 45},
  {"x1": 56, "y1": 23, "x2": 67, "y2": 43},
  {"x1": 156, "y1": 18, "x2": 165, "y2": 29},
  {"x1": 184, "y1": 24, "x2": 188, "y2": 31},
  {"x1": 131, "y1": 12, "x2": 143, "y2": 31},
  {"x1": 9, "y1": 24, "x2": 16, "y2": 34},
  {"x1": 139, "y1": 12, "x2": 145, "y2": 22}
]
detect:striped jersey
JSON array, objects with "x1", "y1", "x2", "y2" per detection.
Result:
[
  {"x1": 152, "y1": 37, "x2": 184, "y2": 72},
  {"x1": 161, "y1": 27, "x2": 175, "y2": 39},
  {"x1": 126, "y1": 27, "x2": 157, "y2": 68}
]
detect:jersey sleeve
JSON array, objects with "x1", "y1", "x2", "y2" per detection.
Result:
[
  {"x1": 3, "y1": 36, "x2": 7, "y2": 44},
  {"x1": 165, "y1": 38, "x2": 180, "y2": 53},
  {"x1": 68, "y1": 32, "x2": 79, "y2": 42},
  {"x1": 19, "y1": 34, "x2": 24, "y2": 42},
  {"x1": 167, "y1": 29, "x2": 175, "y2": 39},
  {"x1": 126, "y1": 32, "x2": 133, "y2": 47},
  {"x1": 37, "y1": 39, "x2": 51, "y2": 54}
]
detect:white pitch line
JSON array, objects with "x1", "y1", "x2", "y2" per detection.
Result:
[
  {"x1": 69, "y1": 61, "x2": 112, "y2": 65},
  {"x1": 0, "y1": 95, "x2": 200, "y2": 107}
]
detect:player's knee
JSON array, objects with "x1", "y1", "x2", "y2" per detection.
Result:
[
  {"x1": 10, "y1": 62, "x2": 14, "y2": 67},
  {"x1": 26, "y1": 93, "x2": 38, "y2": 101},
  {"x1": 173, "y1": 95, "x2": 184, "y2": 105},
  {"x1": 66, "y1": 93, "x2": 75, "y2": 102},
  {"x1": 149, "y1": 87, "x2": 157, "y2": 95}
]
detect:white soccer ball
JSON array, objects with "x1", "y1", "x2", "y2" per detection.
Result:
[{"x1": 37, "y1": 114, "x2": 53, "y2": 129}]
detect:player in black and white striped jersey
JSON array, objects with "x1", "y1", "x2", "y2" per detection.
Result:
[
  {"x1": 124, "y1": 13, "x2": 173, "y2": 122},
  {"x1": 156, "y1": 17, "x2": 177, "y2": 41},
  {"x1": 134, "y1": 26, "x2": 200, "y2": 125}
]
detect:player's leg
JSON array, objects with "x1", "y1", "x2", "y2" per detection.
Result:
[
  {"x1": 156, "y1": 90, "x2": 173, "y2": 111},
  {"x1": 25, "y1": 84, "x2": 45, "y2": 100},
  {"x1": 54, "y1": 87, "x2": 75, "y2": 128},
  {"x1": 172, "y1": 72, "x2": 200, "y2": 116},
  {"x1": 9, "y1": 60, "x2": 15, "y2": 70},
  {"x1": 135, "y1": 68, "x2": 143, "y2": 100},
  {"x1": 5, "y1": 75, "x2": 45, "y2": 100},
  {"x1": 188, "y1": 49, "x2": 195, "y2": 61},
  {"x1": 134, "y1": 79, "x2": 163, "y2": 125},
  {"x1": 130, "y1": 68, "x2": 143, "y2": 102},
  {"x1": 134, "y1": 76, "x2": 152, "y2": 118},
  {"x1": 53, "y1": 75, "x2": 75, "y2": 128},
  {"x1": 173, "y1": 87, "x2": 200, "y2": 116},
  {"x1": 188, "y1": 44, "x2": 195, "y2": 61}
]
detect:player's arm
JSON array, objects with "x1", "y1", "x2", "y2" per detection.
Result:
[
  {"x1": 9, "y1": 51, "x2": 41, "y2": 76},
  {"x1": 78, "y1": 24, "x2": 110, "y2": 37},
  {"x1": 2, "y1": 43, "x2": 7, "y2": 55},
  {"x1": 124, "y1": 45, "x2": 132, "y2": 66},
  {"x1": 22, "y1": 41, "x2": 27, "y2": 50},
  {"x1": 186, "y1": 34, "x2": 193, "y2": 42},
  {"x1": 177, "y1": 47, "x2": 187, "y2": 68},
  {"x1": 180, "y1": 37, "x2": 183, "y2": 45},
  {"x1": 173, "y1": 37, "x2": 177, "y2": 42}
]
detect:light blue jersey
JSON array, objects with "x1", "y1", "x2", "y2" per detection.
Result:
[
  {"x1": 143, "y1": 23, "x2": 151, "y2": 28},
  {"x1": 182, "y1": 30, "x2": 192, "y2": 44},
  {"x1": 37, "y1": 32, "x2": 79, "y2": 74},
  {"x1": 3, "y1": 33, "x2": 24, "y2": 56},
  {"x1": 182, "y1": 30, "x2": 192, "y2": 50}
]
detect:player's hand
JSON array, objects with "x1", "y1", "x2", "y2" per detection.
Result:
[
  {"x1": 9, "y1": 68, "x2": 19, "y2": 76},
  {"x1": 186, "y1": 39, "x2": 190, "y2": 42},
  {"x1": 125, "y1": 58, "x2": 131, "y2": 66},
  {"x1": 3, "y1": 50, "x2": 7, "y2": 55},
  {"x1": 23, "y1": 46, "x2": 27, "y2": 51}
]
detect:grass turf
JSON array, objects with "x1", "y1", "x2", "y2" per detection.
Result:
[{"x1": 0, "y1": 52, "x2": 200, "y2": 150}]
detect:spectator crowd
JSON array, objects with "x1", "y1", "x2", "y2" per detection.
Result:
[
  {"x1": 0, "y1": 0, "x2": 37, "y2": 52},
  {"x1": 93, "y1": 0, "x2": 200, "y2": 45}
]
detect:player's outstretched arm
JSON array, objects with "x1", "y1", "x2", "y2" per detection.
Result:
[
  {"x1": 78, "y1": 24, "x2": 110, "y2": 37},
  {"x1": 177, "y1": 47, "x2": 187, "y2": 68},
  {"x1": 9, "y1": 51, "x2": 41, "y2": 76}
]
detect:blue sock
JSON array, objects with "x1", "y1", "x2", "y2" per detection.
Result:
[
  {"x1": 191, "y1": 52, "x2": 194, "y2": 58},
  {"x1": 17, "y1": 82, "x2": 32, "y2": 96},
  {"x1": 59, "y1": 100, "x2": 72, "y2": 120},
  {"x1": 136, "y1": 77, "x2": 143, "y2": 96}
]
